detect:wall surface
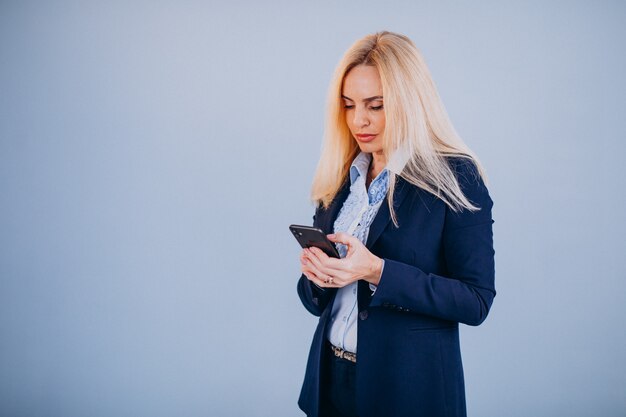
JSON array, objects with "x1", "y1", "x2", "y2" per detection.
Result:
[{"x1": 1, "y1": 1, "x2": 625, "y2": 416}]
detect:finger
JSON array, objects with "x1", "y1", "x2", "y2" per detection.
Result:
[
  {"x1": 302, "y1": 265, "x2": 322, "y2": 281},
  {"x1": 306, "y1": 246, "x2": 329, "y2": 261},
  {"x1": 302, "y1": 255, "x2": 337, "y2": 283},
  {"x1": 304, "y1": 269, "x2": 334, "y2": 288},
  {"x1": 302, "y1": 258, "x2": 325, "y2": 278},
  {"x1": 302, "y1": 258, "x2": 341, "y2": 287},
  {"x1": 327, "y1": 232, "x2": 357, "y2": 246},
  {"x1": 306, "y1": 248, "x2": 344, "y2": 277},
  {"x1": 302, "y1": 249, "x2": 320, "y2": 265},
  {"x1": 308, "y1": 246, "x2": 344, "y2": 264},
  {"x1": 307, "y1": 247, "x2": 349, "y2": 273},
  {"x1": 303, "y1": 271, "x2": 327, "y2": 288},
  {"x1": 306, "y1": 248, "x2": 358, "y2": 286},
  {"x1": 305, "y1": 259, "x2": 351, "y2": 288},
  {"x1": 300, "y1": 251, "x2": 309, "y2": 265}
]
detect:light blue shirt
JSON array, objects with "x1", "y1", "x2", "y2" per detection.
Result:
[{"x1": 326, "y1": 152, "x2": 389, "y2": 354}]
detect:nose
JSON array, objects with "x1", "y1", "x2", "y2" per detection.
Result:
[{"x1": 353, "y1": 107, "x2": 370, "y2": 127}]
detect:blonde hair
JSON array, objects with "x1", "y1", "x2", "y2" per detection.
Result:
[{"x1": 311, "y1": 31, "x2": 489, "y2": 226}]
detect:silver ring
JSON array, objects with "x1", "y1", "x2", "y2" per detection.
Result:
[{"x1": 328, "y1": 277, "x2": 334, "y2": 284}]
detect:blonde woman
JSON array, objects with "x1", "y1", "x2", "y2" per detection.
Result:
[{"x1": 297, "y1": 31, "x2": 496, "y2": 417}]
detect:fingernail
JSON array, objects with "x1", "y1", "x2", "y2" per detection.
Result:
[{"x1": 327, "y1": 234, "x2": 335, "y2": 239}]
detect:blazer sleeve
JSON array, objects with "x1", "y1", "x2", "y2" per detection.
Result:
[
  {"x1": 296, "y1": 210, "x2": 337, "y2": 317},
  {"x1": 369, "y1": 159, "x2": 496, "y2": 326}
]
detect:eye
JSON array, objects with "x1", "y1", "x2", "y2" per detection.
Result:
[
  {"x1": 370, "y1": 105, "x2": 384, "y2": 111},
  {"x1": 343, "y1": 104, "x2": 354, "y2": 109}
]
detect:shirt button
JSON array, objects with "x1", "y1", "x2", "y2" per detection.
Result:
[{"x1": 359, "y1": 310, "x2": 369, "y2": 321}]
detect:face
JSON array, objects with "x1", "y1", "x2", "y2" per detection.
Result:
[{"x1": 341, "y1": 65, "x2": 386, "y2": 155}]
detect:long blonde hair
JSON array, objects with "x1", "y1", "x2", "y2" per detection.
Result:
[{"x1": 311, "y1": 31, "x2": 488, "y2": 226}]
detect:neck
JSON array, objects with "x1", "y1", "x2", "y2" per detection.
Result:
[{"x1": 369, "y1": 151, "x2": 386, "y2": 179}]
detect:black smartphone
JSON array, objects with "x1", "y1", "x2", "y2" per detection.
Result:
[{"x1": 289, "y1": 224, "x2": 340, "y2": 258}]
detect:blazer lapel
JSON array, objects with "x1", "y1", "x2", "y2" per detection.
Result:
[
  {"x1": 318, "y1": 175, "x2": 412, "y2": 247},
  {"x1": 359, "y1": 176, "x2": 412, "y2": 310},
  {"x1": 317, "y1": 178, "x2": 351, "y2": 235},
  {"x1": 365, "y1": 175, "x2": 411, "y2": 248}
]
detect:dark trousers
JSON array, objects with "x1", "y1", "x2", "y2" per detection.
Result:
[{"x1": 319, "y1": 341, "x2": 358, "y2": 417}]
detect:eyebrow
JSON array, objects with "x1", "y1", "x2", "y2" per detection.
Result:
[{"x1": 341, "y1": 95, "x2": 383, "y2": 103}]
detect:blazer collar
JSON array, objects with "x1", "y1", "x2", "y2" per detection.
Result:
[
  {"x1": 365, "y1": 175, "x2": 411, "y2": 248},
  {"x1": 317, "y1": 178, "x2": 351, "y2": 235},
  {"x1": 317, "y1": 175, "x2": 412, "y2": 248}
]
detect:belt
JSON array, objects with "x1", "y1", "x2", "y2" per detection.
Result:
[{"x1": 329, "y1": 343, "x2": 357, "y2": 363}]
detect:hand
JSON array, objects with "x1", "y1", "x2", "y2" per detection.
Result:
[{"x1": 300, "y1": 232, "x2": 383, "y2": 289}]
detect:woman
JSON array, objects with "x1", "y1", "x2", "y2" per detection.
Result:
[{"x1": 296, "y1": 31, "x2": 495, "y2": 417}]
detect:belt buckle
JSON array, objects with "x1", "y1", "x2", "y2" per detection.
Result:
[{"x1": 331, "y1": 344, "x2": 356, "y2": 363}]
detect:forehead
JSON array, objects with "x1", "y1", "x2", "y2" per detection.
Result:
[{"x1": 342, "y1": 65, "x2": 382, "y2": 98}]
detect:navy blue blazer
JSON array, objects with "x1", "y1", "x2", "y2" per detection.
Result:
[{"x1": 297, "y1": 158, "x2": 496, "y2": 417}]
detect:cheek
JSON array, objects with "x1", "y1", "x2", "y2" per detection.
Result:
[
  {"x1": 376, "y1": 113, "x2": 386, "y2": 130},
  {"x1": 344, "y1": 112, "x2": 354, "y2": 131}
]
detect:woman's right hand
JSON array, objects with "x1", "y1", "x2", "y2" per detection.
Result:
[{"x1": 300, "y1": 248, "x2": 335, "y2": 289}]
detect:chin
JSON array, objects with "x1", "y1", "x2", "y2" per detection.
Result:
[{"x1": 356, "y1": 142, "x2": 383, "y2": 154}]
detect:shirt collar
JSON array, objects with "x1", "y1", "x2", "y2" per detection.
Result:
[
  {"x1": 349, "y1": 152, "x2": 389, "y2": 185},
  {"x1": 350, "y1": 152, "x2": 373, "y2": 184}
]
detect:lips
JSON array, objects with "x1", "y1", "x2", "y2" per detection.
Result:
[{"x1": 355, "y1": 133, "x2": 377, "y2": 143}]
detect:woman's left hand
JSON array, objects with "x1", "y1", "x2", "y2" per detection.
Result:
[{"x1": 301, "y1": 232, "x2": 383, "y2": 288}]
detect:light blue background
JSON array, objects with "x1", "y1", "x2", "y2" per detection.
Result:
[{"x1": 1, "y1": 1, "x2": 625, "y2": 416}]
